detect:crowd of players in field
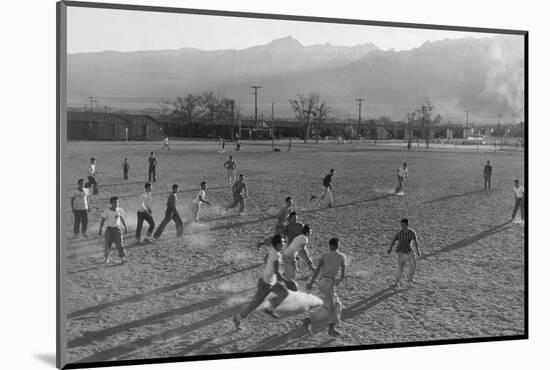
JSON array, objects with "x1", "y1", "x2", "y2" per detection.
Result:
[{"x1": 69, "y1": 141, "x2": 525, "y2": 337}]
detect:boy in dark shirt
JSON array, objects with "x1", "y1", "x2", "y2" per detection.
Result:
[
  {"x1": 122, "y1": 158, "x2": 129, "y2": 180},
  {"x1": 153, "y1": 184, "x2": 183, "y2": 238},
  {"x1": 310, "y1": 169, "x2": 335, "y2": 207},
  {"x1": 483, "y1": 160, "x2": 493, "y2": 191},
  {"x1": 148, "y1": 152, "x2": 157, "y2": 182}
]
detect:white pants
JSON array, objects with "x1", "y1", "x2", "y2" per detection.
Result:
[
  {"x1": 394, "y1": 252, "x2": 416, "y2": 283},
  {"x1": 226, "y1": 169, "x2": 236, "y2": 186},
  {"x1": 321, "y1": 187, "x2": 334, "y2": 205}
]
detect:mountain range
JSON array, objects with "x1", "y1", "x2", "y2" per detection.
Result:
[{"x1": 67, "y1": 35, "x2": 525, "y2": 123}]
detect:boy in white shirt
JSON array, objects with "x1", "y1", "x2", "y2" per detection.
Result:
[
  {"x1": 282, "y1": 224, "x2": 315, "y2": 281},
  {"x1": 161, "y1": 137, "x2": 170, "y2": 151},
  {"x1": 511, "y1": 179, "x2": 525, "y2": 222},
  {"x1": 135, "y1": 183, "x2": 155, "y2": 244},
  {"x1": 86, "y1": 157, "x2": 99, "y2": 195},
  {"x1": 233, "y1": 234, "x2": 293, "y2": 330},
  {"x1": 98, "y1": 197, "x2": 128, "y2": 264},
  {"x1": 395, "y1": 162, "x2": 409, "y2": 194},
  {"x1": 71, "y1": 178, "x2": 90, "y2": 238},
  {"x1": 192, "y1": 181, "x2": 210, "y2": 223}
]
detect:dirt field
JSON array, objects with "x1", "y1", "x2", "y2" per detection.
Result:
[{"x1": 64, "y1": 140, "x2": 525, "y2": 365}]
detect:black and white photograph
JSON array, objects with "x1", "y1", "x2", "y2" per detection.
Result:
[{"x1": 56, "y1": 1, "x2": 526, "y2": 368}]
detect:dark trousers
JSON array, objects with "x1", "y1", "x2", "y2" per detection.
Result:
[
  {"x1": 136, "y1": 211, "x2": 155, "y2": 240},
  {"x1": 484, "y1": 175, "x2": 492, "y2": 190},
  {"x1": 104, "y1": 227, "x2": 126, "y2": 258},
  {"x1": 73, "y1": 210, "x2": 88, "y2": 235},
  {"x1": 123, "y1": 169, "x2": 128, "y2": 180},
  {"x1": 238, "y1": 279, "x2": 288, "y2": 319},
  {"x1": 154, "y1": 209, "x2": 183, "y2": 238},
  {"x1": 86, "y1": 175, "x2": 98, "y2": 195},
  {"x1": 148, "y1": 166, "x2": 156, "y2": 182},
  {"x1": 512, "y1": 197, "x2": 524, "y2": 220},
  {"x1": 227, "y1": 193, "x2": 245, "y2": 213}
]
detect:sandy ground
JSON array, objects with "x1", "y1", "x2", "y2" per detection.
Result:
[{"x1": 63, "y1": 140, "x2": 525, "y2": 365}]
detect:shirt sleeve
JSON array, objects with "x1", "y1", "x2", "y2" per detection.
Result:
[{"x1": 101, "y1": 209, "x2": 108, "y2": 219}]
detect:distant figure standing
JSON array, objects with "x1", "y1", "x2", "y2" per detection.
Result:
[
  {"x1": 304, "y1": 237, "x2": 346, "y2": 337},
  {"x1": 192, "y1": 181, "x2": 210, "y2": 223},
  {"x1": 387, "y1": 218, "x2": 421, "y2": 288},
  {"x1": 395, "y1": 162, "x2": 409, "y2": 194},
  {"x1": 161, "y1": 136, "x2": 170, "y2": 151},
  {"x1": 148, "y1": 152, "x2": 157, "y2": 182},
  {"x1": 71, "y1": 179, "x2": 90, "y2": 238},
  {"x1": 310, "y1": 169, "x2": 335, "y2": 207},
  {"x1": 85, "y1": 157, "x2": 99, "y2": 195},
  {"x1": 135, "y1": 182, "x2": 155, "y2": 244},
  {"x1": 98, "y1": 197, "x2": 128, "y2": 265},
  {"x1": 483, "y1": 160, "x2": 493, "y2": 191},
  {"x1": 287, "y1": 138, "x2": 292, "y2": 152},
  {"x1": 407, "y1": 140, "x2": 412, "y2": 151},
  {"x1": 122, "y1": 158, "x2": 129, "y2": 181},
  {"x1": 223, "y1": 155, "x2": 238, "y2": 188},
  {"x1": 154, "y1": 184, "x2": 184, "y2": 238},
  {"x1": 511, "y1": 179, "x2": 525, "y2": 223},
  {"x1": 227, "y1": 174, "x2": 248, "y2": 216}
]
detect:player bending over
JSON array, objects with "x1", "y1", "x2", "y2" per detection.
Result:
[
  {"x1": 233, "y1": 234, "x2": 296, "y2": 330},
  {"x1": 282, "y1": 224, "x2": 315, "y2": 281}
]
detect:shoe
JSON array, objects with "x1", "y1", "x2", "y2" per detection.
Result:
[
  {"x1": 103, "y1": 257, "x2": 111, "y2": 265},
  {"x1": 408, "y1": 279, "x2": 417, "y2": 284},
  {"x1": 233, "y1": 316, "x2": 242, "y2": 331},
  {"x1": 389, "y1": 282, "x2": 399, "y2": 288},
  {"x1": 328, "y1": 204, "x2": 334, "y2": 208},
  {"x1": 309, "y1": 195, "x2": 317, "y2": 201},
  {"x1": 256, "y1": 242, "x2": 264, "y2": 250},
  {"x1": 82, "y1": 233, "x2": 88, "y2": 238},
  {"x1": 143, "y1": 238, "x2": 150, "y2": 244},
  {"x1": 263, "y1": 309, "x2": 280, "y2": 318},
  {"x1": 73, "y1": 233, "x2": 80, "y2": 239},
  {"x1": 328, "y1": 328, "x2": 342, "y2": 337},
  {"x1": 121, "y1": 257, "x2": 128, "y2": 264},
  {"x1": 302, "y1": 318, "x2": 312, "y2": 333}
]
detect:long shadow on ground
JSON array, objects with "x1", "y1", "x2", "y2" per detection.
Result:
[
  {"x1": 422, "y1": 189, "x2": 499, "y2": 204},
  {"x1": 242, "y1": 287, "x2": 398, "y2": 353},
  {"x1": 68, "y1": 263, "x2": 261, "y2": 319},
  {"x1": 421, "y1": 221, "x2": 515, "y2": 260}
]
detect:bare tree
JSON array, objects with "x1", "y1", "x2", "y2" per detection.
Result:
[
  {"x1": 220, "y1": 98, "x2": 236, "y2": 140},
  {"x1": 172, "y1": 94, "x2": 203, "y2": 137},
  {"x1": 416, "y1": 100, "x2": 442, "y2": 149},
  {"x1": 314, "y1": 101, "x2": 331, "y2": 144},
  {"x1": 201, "y1": 91, "x2": 224, "y2": 138},
  {"x1": 289, "y1": 93, "x2": 320, "y2": 143}
]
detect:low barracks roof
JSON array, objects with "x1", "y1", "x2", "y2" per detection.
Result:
[{"x1": 67, "y1": 112, "x2": 159, "y2": 125}]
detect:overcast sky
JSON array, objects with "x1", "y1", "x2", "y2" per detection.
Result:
[{"x1": 67, "y1": 6, "x2": 500, "y2": 53}]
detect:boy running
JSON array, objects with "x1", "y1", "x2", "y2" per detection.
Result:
[
  {"x1": 153, "y1": 184, "x2": 184, "y2": 238},
  {"x1": 282, "y1": 224, "x2": 315, "y2": 281},
  {"x1": 86, "y1": 157, "x2": 99, "y2": 195},
  {"x1": 71, "y1": 179, "x2": 90, "y2": 238},
  {"x1": 233, "y1": 234, "x2": 293, "y2": 330},
  {"x1": 310, "y1": 169, "x2": 335, "y2": 207},
  {"x1": 395, "y1": 162, "x2": 409, "y2": 194},
  {"x1": 227, "y1": 174, "x2": 248, "y2": 216},
  {"x1": 387, "y1": 218, "x2": 421, "y2": 287},
  {"x1": 511, "y1": 179, "x2": 525, "y2": 223},
  {"x1": 223, "y1": 156, "x2": 238, "y2": 188},
  {"x1": 135, "y1": 182, "x2": 155, "y2": 244},
  {"x1": 192, "y1": 181, "x2": 211, "y2": 223},
  {"x1": 148, "y1": 152, "x2": 157, "y2": 182},
  {"x1": 304, "y1": 237, "x2": 346, "y2": 337},
  {"x1": 98, "y1": 197, "x2": 128, "y2": 264},
  {"x1": 257, "y1": 197, "x2": 293, "y2": 249},
  {"x1": 122, "y1": 158, "x2": 129, "y2": 181}
]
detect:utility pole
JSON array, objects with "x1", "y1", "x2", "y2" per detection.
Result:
[
  {"x1": 498, "y1": 114, "x2": 503, "y2": 150},
  {"x1": 465, "y1": 110, "x2": 470, "y2": 137},
  {"x1": 356, "y1": 99, "x2": 364, "y2": 141},
  {"x1": 88, "y1": 96, "x2": 97, "y2": 112},
  {"x1": 271, "y1": 102, "x2": 275, "y2": 151},
  {"x1": 251, "y1": 86, "x2": 262, "y2": 141}
]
